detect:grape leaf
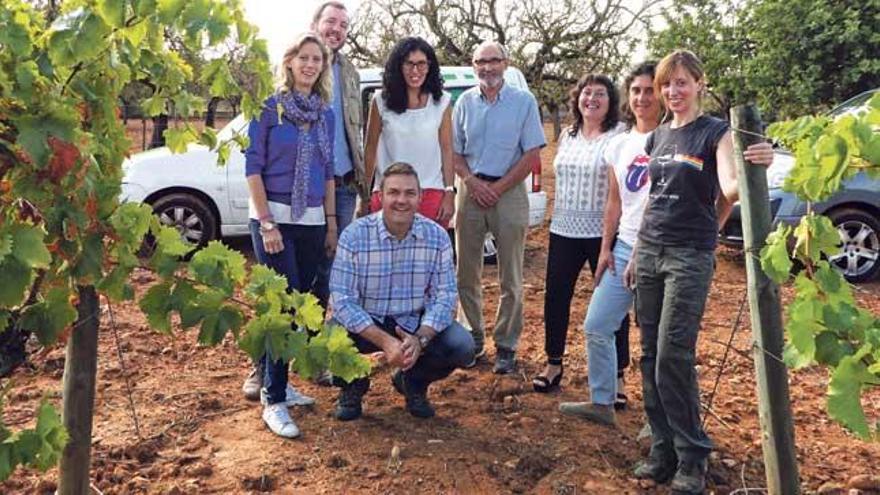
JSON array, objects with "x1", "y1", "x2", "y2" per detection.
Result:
[
  {"x1": 188, "y1": 241, "x2": 246, "y2": 295},
  {"x1": 793, "y1": 214, "x2": 841, "y2": 262},
  {"x1": 170, "y1": 280, "x2": 202, "y2": 328},
  {"x1": 139, "y1": 282, "x2": 174, "y2": 333},
  {"x1": 198, "y1": 304, "x2": 242, "y2": 345},
  {"x1": 0, "y1": 257, "x2": 33, "y2": 307},
  {"x1": 244, "y1": 264, "x2": 289, "y2": 315},
  {"x1": 10, "y1": 224, "x2": 51, "y2": 269},
  {"x1": 19, "y1": 286, "x2": 77, "y2": 346},
  {"x1": 110, "y1": 202, "x2": 153, "y2": 246},
  {"x1": 96, "y1": 0, "x2": 126, "y2": 28},
  {"x1": 759, "y1": 224, "x2": 793, "y2": 283},
  {"x1": 238, "y1": 313, "x2": 292, "y2": 362},
  {"x1": 785, "y1": 296, "x2": 823, "y2": 363},
  {"x1": 152, "y1": 223, "x2": 193, "y2": 257},
  {"x1": 324, "y1": 324, "x2": 371, "y2": 383},
  {"x1": 163, "y1": 126, "x2": 197, "y2": 154},
  {"x1": 72, "y1": 233, "x2": 104, "y2": 284},
  {"x1": 291, "y1": 291, "x2": 324, "y2": 332},
  {"x1": 0, "y1": 232, "x2": 12, "y2": 263},
  {"x1": 827, "y1": 353, "x2": 877, "y2": 440}
]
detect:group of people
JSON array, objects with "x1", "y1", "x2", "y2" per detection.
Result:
[{"x1": 240, "y1": 2, "x2": 775, "y2": 493}]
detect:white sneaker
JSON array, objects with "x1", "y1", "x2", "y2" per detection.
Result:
[
  {"x1": 262, "y1": 403, "x2": 301, "y2": 439},
  {"x1": 260, "y1": 385, "x2": 316, "y2": 407}
]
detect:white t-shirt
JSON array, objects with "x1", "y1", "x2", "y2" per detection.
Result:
[
  {"x1": 372, "y1": 90, "x2": 451, "y2": 191},
  {"x1": 603, "y1": 129, "x2": 652, "y2": 246},
  {"x1": 549, "y1": 124, "x2": 623, "y2": 238},
  {"x1": 249, "y1": 200, "x2": 325, "y2": 226}
]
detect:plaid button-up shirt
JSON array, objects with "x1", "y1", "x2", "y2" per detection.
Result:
[{"x1": 330, "y1": 212, "x2": 457, "y2": 335}]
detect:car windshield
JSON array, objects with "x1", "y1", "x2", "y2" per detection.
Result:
[
  {"x1": 827, "y1": 89, "x2": 878, "y2": 118},
  {"x1": 217, "y1": 114, "x2": 248, "y2": 141}
]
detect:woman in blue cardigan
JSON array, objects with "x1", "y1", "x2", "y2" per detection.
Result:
[{"x1": 243, "y1": 32, "x2": 337, "y2": 439}]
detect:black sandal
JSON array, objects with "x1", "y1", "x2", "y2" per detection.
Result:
[{"x1": 532, "y1": 359, "x2": 563, "y2": 393}]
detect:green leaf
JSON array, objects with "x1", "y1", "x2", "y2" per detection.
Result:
[
  {"x1": 152, "y1": 223, "x2": 193, "y2": 257},
  {"x1": 0, "y1": 257, "x2": 33, "y2": 307},
  {"x1": 47, "y1": 8, "x2": 111, "y2": 67},
  {"x1": 760, "y1": 224, "x2": 793, "y2": 283},
  {"x1": 10, "y1": 224, "x2": 50, "y2": 269},
  {"x1": 141, "y1": 93, "x2": 167, "y2": 117},
  {"x1": 72, "y1": 233, "x2": 104, "y2": 284},
  {"x1": 188, "y1": 241, "x2": 246, "y2": 295},
  {"x1": 794, "y1": 214, "x2": 841, "y2": 262},
  {"x1": 97, "y1": 265, "x2": 135, "y2": 301},
  {"x1": 0, "y1": 232, "x2": 12, "y2": 263},
  {"x1": 170, "y1": 280, "x2": 202, "y2": 328},
  {"x1": 238, "y1": 313, "x2": 292, "y2": 362},
  {"x1": 198, "y1": 127, "x2": 217, "y2": 149},
  {"x1": 110, "y1": 202, "x2": 153, "y2": 247},
  {"x1": 19, "y1": 286, "x2": 77, "y2": 346},
  {"x1": 198, "y1": 304, "x2": 242, "y2": 345},
  {"x1": 244, "y1": 264, "x2": 289, "y2": 315},
  {"x1": 157, "y1": 0, "x2": 187, "y2": 24},
  {"x1": 96, "y1": 0, "x2": 126, "y2": 28},
  {"x1": 32, "y1": 401, "x2": 67, "y2": 471},
  {"x1": 291, "y1": 291, "x2": 324, "y2": 331},
  {"x1": 163, "y1": 126, "x2": 198, "y2": 154},
  {"x1": 827, "y1": 354, "x2": 876, "y2": 439},
  {"x1": 324, "y1": 324, "x2": 371, "y2": 383},
  {"x1": 139, "y1": 282, "x2": 174, "y2": 333},
  {"x1": 13, "y1": 113, "x2": 75, "y2": 168},
  {"x1": 814, "y1": 331, "x2": 850, "y2": 367},
  {"x1": 785, "y1": 296, "x2": 823, "y2": 363}
]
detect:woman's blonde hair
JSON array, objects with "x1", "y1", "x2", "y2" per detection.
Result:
[
  {"x1": 654, "y1": 49, "x2": 705, "y2": 110},
  {"x1": 277, "y1": 32, "x2": 333, "y2": 103}
]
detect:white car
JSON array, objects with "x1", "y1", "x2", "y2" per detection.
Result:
[{"x1": 121, "y1": 67, "x2": 547, "y2": 261}]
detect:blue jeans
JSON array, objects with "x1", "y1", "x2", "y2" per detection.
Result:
[
  {"x1": 635, "y1": 240, "x2": 715, "y2": 464},
  {"x1": 249, "y1": 220, "x2": 325, "y2": 405},
  {"x1": 583, "y1": 239, "x2": 634, "y2": 405},
  {"x1": 334, "y1": 317, "x2": 475, "y2": 393},
  {"x1": 315, "y1": 184, "x2": 357, "y2": 306}
]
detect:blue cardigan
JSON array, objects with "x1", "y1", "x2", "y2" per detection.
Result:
[{"x1": 245, "y1": 95, "x2": 335, "y2": 207}]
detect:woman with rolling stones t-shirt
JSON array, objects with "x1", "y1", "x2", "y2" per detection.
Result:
[
  {"x1": 558, "y1": 61, "x2": 661, "y2": 426},
  {"x1": 622, "y1": 50, "x2": 775, "y2": 494}
]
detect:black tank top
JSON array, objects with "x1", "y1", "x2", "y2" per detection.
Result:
[{"x1": 638, "y1": 115, "x2": 729, "y2": 250}]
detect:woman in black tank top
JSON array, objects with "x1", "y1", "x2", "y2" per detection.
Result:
[{"x1": 626, "y1": 50, "x2": 775, "y2": 493}]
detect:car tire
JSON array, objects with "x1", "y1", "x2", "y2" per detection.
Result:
[
  {"x1": 148, "y1": 192, "x2": 219, "y2": 253},
  {"x1": 483, "y1": 233, "x2": 498, "y2": 265},
  {"x1": 827, "y1": 207, "x2": 880, "y2": 283}
]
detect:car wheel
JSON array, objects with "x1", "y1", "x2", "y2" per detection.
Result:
[
  {"x1": 149, "y1": 193, "x2": 219, "y2": 252},
  {"x1": 827, "y1": 208, "x2": 880, "y2": 283},
  {"x1": 483, "y1": 233, "x2": 498, "y2": 265}
]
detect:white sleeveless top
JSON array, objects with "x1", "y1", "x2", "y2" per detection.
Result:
[{"x1": 373, "y1": 90, "x2": 451, "y2": 191}]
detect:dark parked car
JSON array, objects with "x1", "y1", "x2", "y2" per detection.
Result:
[{"x1": 719, "y1": 89, "x2": 880, "y2": 283}]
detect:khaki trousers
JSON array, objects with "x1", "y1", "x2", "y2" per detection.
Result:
[{"x1": 455, "y1": 181, "x2": 528, "y2": 352}]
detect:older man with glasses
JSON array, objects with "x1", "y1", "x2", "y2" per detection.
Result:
[{"x1": 452, "y1": 41, "x2": 546, "y2": 374}]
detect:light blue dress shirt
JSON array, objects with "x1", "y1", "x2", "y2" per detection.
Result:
[
  {"x1": 452, "y1": 83, "x2": 546, "y2": 177},
  {"x1": 331, "y1": 62, "x2": 354, "y2": 177}
]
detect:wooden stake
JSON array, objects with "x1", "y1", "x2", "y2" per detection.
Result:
[
  {"x1": 731, "y1": 105, "x2": 801, "y2": 495},
  {"x1": 58, "y1": 285, "x2": 100, "y2": 495}
]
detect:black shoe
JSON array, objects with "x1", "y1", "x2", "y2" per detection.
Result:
[
  {"x1": 670, "y1": 459, "x2": 707, "y2": 494},
  {"x1": 493, "y1": 348, "x2": 516, "y2": 374},
  {"x1": 633, "y1": 454, "x2": 678, "y2": 484},
  {"x1": 335, "y1": 377, "x2": 370, "y2": 421},
  {"x1": 391, "y1": 370, "x2": 435, "y2": 418},
  {"x1": 532, "y1": 362, "x2": 563, "y2": 393}
]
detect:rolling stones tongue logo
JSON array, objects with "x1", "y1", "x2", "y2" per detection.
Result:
[{"x1": 625, "y1": 154, "x2": 650, "y2": 192}]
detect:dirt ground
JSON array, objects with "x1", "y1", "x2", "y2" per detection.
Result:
[{"x1": 2, "y1": 126, "x2": 880, "y2": 494}]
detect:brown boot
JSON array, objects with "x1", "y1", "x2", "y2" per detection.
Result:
[{"x1": 558, "y1": 402, "x2": 616, "y2": 426}]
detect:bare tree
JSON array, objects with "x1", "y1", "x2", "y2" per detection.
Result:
[{"x1": 347, "y1": 0, "x2": 662, "y2": 138}]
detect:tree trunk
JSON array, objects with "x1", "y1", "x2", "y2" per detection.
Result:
[
  {"x1": 550, "y1": 104, "x2": 562, "y2": 142},
  {"x1": 58, "y1": 285, "x2": 100, "y2": 495},
  {"x1": 204, "y1": 97, "x2": 221, "y2": 128},
  {"x1": 149, "y1": 114, "x2": 168, "y2": 149}
]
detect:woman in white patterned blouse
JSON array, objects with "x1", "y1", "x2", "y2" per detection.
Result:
[{"x1": 533, "y1": 74, "x2": 627, "y2": 395}]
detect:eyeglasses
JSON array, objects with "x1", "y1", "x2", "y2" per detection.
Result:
[
  {"x1": 403, "y1": 60, "x2": 429, "y2": 72},
  {"x1": 473, "y1": 57, "x2": 505, "y2": 67}
]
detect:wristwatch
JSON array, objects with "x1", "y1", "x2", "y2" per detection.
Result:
[
  {"x1": 417, "y1": 334, "x2": 431, "y2": 350},
  {"x1": 259, "y1": 220, "x2": 277, "y2": 232},
  {"x1": 444, "y1": 185, "x2": 457, "y2": 194}
]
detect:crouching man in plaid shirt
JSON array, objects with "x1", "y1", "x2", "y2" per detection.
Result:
[{"x1": 329, "y1": 162, "x2": 475, "y2": 420}]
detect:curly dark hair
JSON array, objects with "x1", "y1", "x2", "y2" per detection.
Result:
[
  {"x1": 567, "y1": 73, "x2": 620, "y2": 137},
  {"x1": 381, "y1": 37, "x2": 444, "y2": 114},
  {"x1": 620, "y1": 60, "x2": 657, "y2": 129}
]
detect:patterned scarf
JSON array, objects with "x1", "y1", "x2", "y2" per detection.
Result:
[{"x1": 276, "y1": 90, "x2": 331, "y2": 221}]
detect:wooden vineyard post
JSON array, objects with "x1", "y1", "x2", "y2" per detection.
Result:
[
  {"x1": 730, "y1": 105, "x2": 800, "y2": 494},
  {"x1": 58, "y1": 285, "x2": 101, "y2": 495}
]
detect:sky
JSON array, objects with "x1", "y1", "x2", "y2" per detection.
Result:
[
  {"x1": 242, "y1": 0, "x2": 652, "y2": 68},
  {"x1": 242, "y1": 0, "x2": 362, "y2": 64}
]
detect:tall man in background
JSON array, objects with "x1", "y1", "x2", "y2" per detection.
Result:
[
  {"x1": 452, "y1": 41, "x2": 546, "y2": 374},
  {"x1": 312, "y1": 1, "x2": 370, "y2": 306}
]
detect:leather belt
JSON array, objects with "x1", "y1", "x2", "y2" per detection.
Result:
[
  {"x1": 334, "y1": 171, "x2": 355, "y2": 187},
  {"x1": 474, "y1": 173, "x2": 502, "y2": 182}
]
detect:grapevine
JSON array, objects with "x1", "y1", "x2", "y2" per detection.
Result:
[
  {"x1": 0, "y1": 0, "x2": 370, "y2": 482},
  {"x1": 761, "y1": 93, "x2": 880, "y2": 439}
]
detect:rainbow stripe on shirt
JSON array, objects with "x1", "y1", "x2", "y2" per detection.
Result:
[{"x1": 674, "y1": 153, "x2": 704, "y2": 171}]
